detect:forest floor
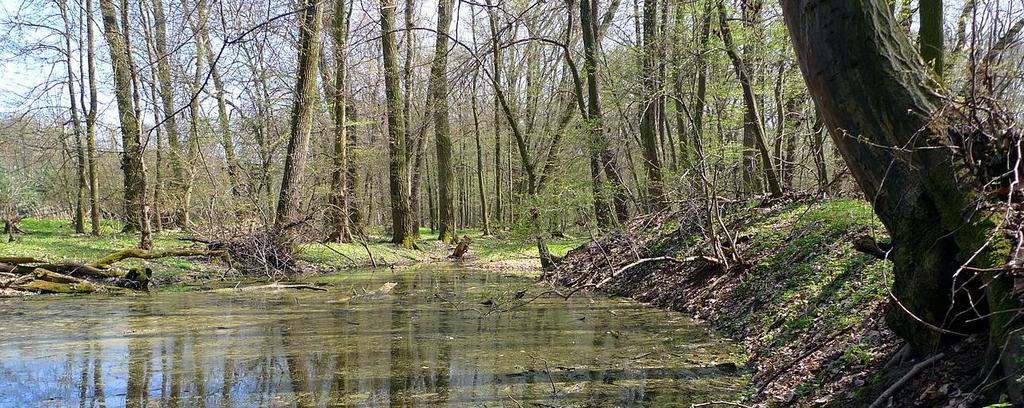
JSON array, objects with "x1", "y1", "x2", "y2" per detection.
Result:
[
  {"x1": 0, "y1": 218, "x2": 582, "y2": 292},
  {"x1": 546, "y1": 198, "x2": 990, "y2": 407}
]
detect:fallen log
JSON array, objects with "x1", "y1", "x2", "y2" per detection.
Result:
[{"x1": 88, "y1": 248, "x2": 225, "y2": 269}]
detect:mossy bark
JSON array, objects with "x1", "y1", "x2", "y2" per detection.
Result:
[
  {"x1": 380, "y1": 0, "x2": 415, "y2": 247},
  {"x1": 783, "y1": 0, "x2": 1014, "y2": 370}
]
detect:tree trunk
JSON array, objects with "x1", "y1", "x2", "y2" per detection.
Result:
[
  {"x1": 85, "y1": 0, "x2": 101, "y2": 236},
  {"x1": 485, "y1": 0, "x2": 503, "y2": 224},
  {"x1": 150, "y1": 0, "x2": 184, "y2": 219},
  {"x1": 328, "y1": 0, "x2": 352, "y2": 243},
  {"x1": 470, "y1": 77, "x2": 491, "y2": 235},
  {"x1": 720, "y1": 4, "x2": 783, "y2": 198},
  {"x1": 99, "y1": 0, "x2": 151, "y2": 247},
  {"x1": 275, "y1": 0, "x2": 323, "y2": 229},
  {"x1": 381, "y1": 0, "x2": 415, "y2": 247},
  {"x1": 639, "y1": 0, "x2": 666, "y2": 210},
  {"x1": 195, "y1": 0, "x2": 243, "y2": 200},
  {"x1": 782, "y1": 0, "x2": 1015, "y2": 374},
  {"x1": 58, "y1": 0, "x2": 86, "y2": 234},
  {"x1": 428, "y1": 0, "x2": 457, "y2": 243},
  {"x1": 918, "y1": 0, "x2": 943, "y2": 76}
]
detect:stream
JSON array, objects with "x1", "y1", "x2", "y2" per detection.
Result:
[{"x1": 0, "y1": 266, "x2": 746, "y2": 407}]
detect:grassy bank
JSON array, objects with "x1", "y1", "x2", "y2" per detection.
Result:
[
  {"x1": 0, "y1": 220, "x2": 582, "y2": 290},
  {"x1": 547, "y1": 199, "x2": 982, "y2": 406}
]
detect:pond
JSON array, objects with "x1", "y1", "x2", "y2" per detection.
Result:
[{"x1": 0, "y1": 266, "x2": 746, "y2": 407}]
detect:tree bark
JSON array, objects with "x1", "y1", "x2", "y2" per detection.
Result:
[
  {"x1": 58, "y1": 0, "x2": 86, "y2": 234},
  {"x1": 99, "y1": 0, "x2": 151, "y2": 247},
  {"x1": 782, "y1": 0, "x2": 1014, "y2": 367},
  {"x1": 381, "y1": 0, "x2": 415, "y2": 247},
  {"x1": 328, "y1": 0, "x2": 352, "y2": 243},
  {"x1": 85, "y1": 0, "x2": 101, "y2": 236},
  {"x1": 428, "y1": 0, "x2": 457, "y2": 243},
  {"x1": 275, "y1": 0, "x2": 324, "y2": 229},
  {"x1": 639, "y1": 0, "x2": 666, "y2": 210}
]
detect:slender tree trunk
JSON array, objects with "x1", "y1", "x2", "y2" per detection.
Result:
[
  {"x1": 381, "y1": 0, "x2": 415, "y2": 247},
  {"x1": 810, "y1": 112, "x2": 829, "y2": 189},
  {"x1": 59, "y1": 0, "x2": 86, "y2": 234},
  {"x1": 485, "y1": 0, "x2": 503, "y2": 224},
  {"x1": 275, "y1": 0, "x2": 324, "y2": 229},
  {"x1": 719, "y1": 4, "x2": 782, "y2": 197},
  {"x1": 470, "y1": 77, "x2": 491, "y2": 235},
  {"x1": 85, "y1": 0, "x2": 101, "y2": 236},
  {"x1": 428, "y1": 0, "x2": 457, "y2": 243},
  {"x1": 194, "y1": 0, "x2": 243, "y2": 200}
]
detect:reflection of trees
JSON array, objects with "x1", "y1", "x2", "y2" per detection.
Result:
[{"x1": 126, "y1": 300, "x2": 152, "y2": 407}]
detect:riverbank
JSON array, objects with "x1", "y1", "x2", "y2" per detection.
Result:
[
  {"x1": 546, "y1": 199, "x2": 987, "y2": 407},
  {"x1": 0, "y1": 218, "x2": 582, "y2": 292}
]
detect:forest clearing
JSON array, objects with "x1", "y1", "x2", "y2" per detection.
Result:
[{"x1": 1, "y1": 0, "x2": 1023, "y2": 405}]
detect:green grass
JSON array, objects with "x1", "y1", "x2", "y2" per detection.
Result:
[
  {"x1": 0, "y1": 218, "x2": 215, "y2": 281},
  {"x1": 299, "y1": 228, "x2": 583, "y2": 272}
]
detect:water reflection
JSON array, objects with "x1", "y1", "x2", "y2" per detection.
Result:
[{"x1": 0, "y1": 267, "x2": 744, "y2": 407}]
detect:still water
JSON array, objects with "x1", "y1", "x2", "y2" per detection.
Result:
[{"x1": 0, "y1": 266, "x2": 745, "y2": 407}]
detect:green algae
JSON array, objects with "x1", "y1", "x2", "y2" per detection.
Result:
[{"x1": 0, "y1": 265, "x2": 745, "y2": 406}]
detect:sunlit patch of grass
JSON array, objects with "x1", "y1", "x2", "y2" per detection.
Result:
[{"x1": 0, "y1": 218, "x2": 217, "y2": 281}]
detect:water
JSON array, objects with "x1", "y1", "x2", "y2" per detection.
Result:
[{"x1": 0, "y1": 266, "x2": 745, "y2": 407}]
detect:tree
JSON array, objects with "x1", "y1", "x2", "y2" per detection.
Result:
[
  {"x1": 99, "y1": 0, "x2": 152, "y2": 248},
  {"x1": 275, "y1": 0, "x2": 324, "y2": 229},
  {"x1": 782, "y1": 0, "x2": 1016, "y2": 381},
  {"x1": 719, "y1": 3, "x2": 782, "y2": 198},
  {"x1": 57, "y1": 0, "x2": 86, "y2": 234},
  {"x1": 149, "y1": 0, "x2": 184, "y2": 225},
  {"x1": 84, "y1": 0, "x2": 101, "y2": 236},
  {"x1": 428, "y1": 0, "x2": 456, "y2": 243},
  {"x1": 328, "y1": 0, "x2": 352, "y2": 242},
  {"x1": 381, "y1": 0, "x2": 415, "y2": 247},
  {"x1": 919, "y1": 0, "x2": 943, "y2": 76},
  {"x1": 639, "y1": 0, "x2": 666, "y2": 210}
]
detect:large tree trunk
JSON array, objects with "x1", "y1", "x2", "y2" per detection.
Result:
[
  {"x1": 275, "y1": 0, "x2": 323, "y2": 229},
  {"x1": 783, "y1": 0, "x2": 1016, "y2": 382},
  {"x1": 381, "y1": 0, "x2": 415, "y2": 247},
  {"x1": 328, "y1": 0, "x2": 352, "y2": 243},
  {"x1": 639, "y1": 0, "x2": 666, "y2": 211},
  {"x1": 99, "y1": 0, "x2": 151, "y2": 248},
  {"x1": 428, "y1": 0, "x2": 457, "y2": 243}
]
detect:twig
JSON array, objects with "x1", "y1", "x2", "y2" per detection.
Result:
[
  {"x1": 689, "y1": 401, "x2": 753, "y2": 408},
  {"x1": 868, "y1": 353, "x2": 945, "y2": 408}
]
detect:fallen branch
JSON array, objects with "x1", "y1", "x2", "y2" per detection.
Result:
[
  {"x1": 88, "y1": 248, "x2": 225, "y2": 269},
  {"x1": 868, "y1": 353, "x2": 945, "y2": 408},
  {"x1": 214, "y1": 283, "x2": 327, "y2": 292},
  {"x1": 594, "y1": 255, "x2": 721, "y2": 290}
]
